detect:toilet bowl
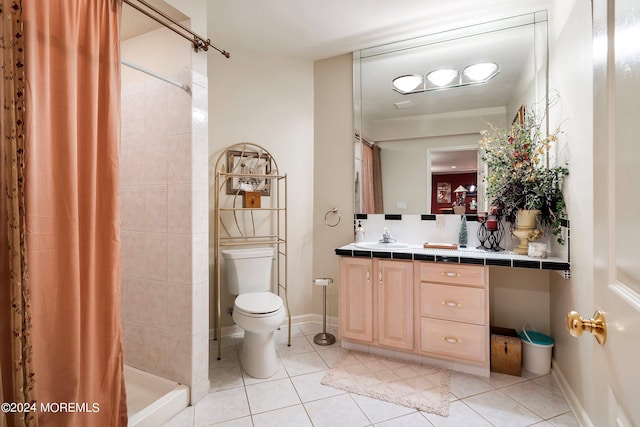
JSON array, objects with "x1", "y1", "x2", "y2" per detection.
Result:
[
  {"x1": 233, "y1": 292, "x2": 286, "y2": 378},
  {"x1": 222, "y1": 248, "x2": 286, "y2": 379}
]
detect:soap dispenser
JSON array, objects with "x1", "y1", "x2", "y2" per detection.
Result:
[{"x1": 355, "y1": 221, "x2": 365, "y2": 242}]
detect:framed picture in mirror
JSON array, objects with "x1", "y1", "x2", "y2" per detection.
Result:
[{"x1": 437, "y1": 182, "x2": 451, "y2": 203}]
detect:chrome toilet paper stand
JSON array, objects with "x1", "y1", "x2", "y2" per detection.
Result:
[{"x1": 313, "y1": 278, "x2": 336, "y2": 346}]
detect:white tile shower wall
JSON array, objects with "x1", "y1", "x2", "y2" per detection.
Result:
[{"x1": 120, "y1": 70, "x2": 210, "y2": 403}]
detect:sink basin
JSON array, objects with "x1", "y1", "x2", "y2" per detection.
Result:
[{"x1": 353, "y1": 241, "x2": 412, "y2": 250}]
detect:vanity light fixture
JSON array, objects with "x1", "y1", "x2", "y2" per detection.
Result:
[
  {"x1": 391, "y1": 74, "x2": 424, "y2": 94},
  {"x1": 392, "y1": 62, "x2": 500, "y2": 95}
]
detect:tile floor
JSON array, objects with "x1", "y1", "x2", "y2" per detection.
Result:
[{"x1": 162, "y1": 323, "x2": 578, "y2": 427}]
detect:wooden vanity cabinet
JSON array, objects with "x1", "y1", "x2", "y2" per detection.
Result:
[
  {"x1": 339, "y1": 257, "x2": 489, "y2": 368},
  {"x1": 339, "y1": 257, "x2": 413, "y2": 351},
  {"x1": 417, "y1": 263, "x2": 489, "y2": 366},
  {"x1": 377, "y1": 259, "x2": 414, "y2": 350},
  {"x1": 339, "y1": 257, "x2": 373, "y2": 342}
]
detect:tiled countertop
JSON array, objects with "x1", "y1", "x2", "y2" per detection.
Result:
[{"x1": 335, "y1": 243, "x2": 570, "y2": 273}]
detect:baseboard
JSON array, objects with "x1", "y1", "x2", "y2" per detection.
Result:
[
  {"x1": 209, "y1": 313, "x2": 338, "y2": 340},
  {"x1": 551, "y1": 360, "x2": 593, "y2": 427}
]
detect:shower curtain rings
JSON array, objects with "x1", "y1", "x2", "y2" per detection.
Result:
[{"x1": 324, "y1": 208, "x2": 341, "y2": 227}]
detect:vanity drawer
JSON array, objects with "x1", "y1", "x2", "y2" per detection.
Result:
[
  {"x1": 420, "y1": 283, "x2": 486, "y2": 324},
  {"x1": 420, "y1": 318, "x2": 486, "y2": 363},
  {"x1": 419, "y1": 263, "x2": 487, "y2": 287}
]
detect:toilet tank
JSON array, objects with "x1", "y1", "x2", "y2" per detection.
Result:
[{"x1": 221, "y1": 247, "x2": 274, "y2": 294}]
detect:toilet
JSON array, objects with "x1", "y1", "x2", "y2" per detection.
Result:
[{"x1": 222, "y1": 247, "x2": 285, "y2": 378}]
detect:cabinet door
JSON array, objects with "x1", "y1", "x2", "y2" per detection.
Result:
[
  {"x1": 376, "y1": 259, "x2": 414, "y2": 350},
  {"x1": 339, "y1": 257, "x2": 373, "y2": 342}
]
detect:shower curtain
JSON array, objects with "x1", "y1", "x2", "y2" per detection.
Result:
[
  {"x1": 19, "y1": 0, "x2": 125, "y2": 425},
  {"x1": 362, "y1": 143, "x2": 384, "y2": 214},
  {"x1": 1, "y1": 1, "x2": 37, "y2": 426}
]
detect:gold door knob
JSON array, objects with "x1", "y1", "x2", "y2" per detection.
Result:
[{"x1": 566, "y1": 310, "x2": 607, "y2": 345}]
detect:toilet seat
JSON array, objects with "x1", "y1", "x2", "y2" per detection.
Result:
[{"x1": 235, "y1": 292, "x2": 283, "y2": 317}]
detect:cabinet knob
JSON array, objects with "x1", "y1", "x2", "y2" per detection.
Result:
[{"x1": 442, "y1": 336, "x2": 462, "y2": 343}]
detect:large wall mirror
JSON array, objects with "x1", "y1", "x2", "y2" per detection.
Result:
[{"x1": 354, "y1": 11, "x2": 549, "y2": 215}]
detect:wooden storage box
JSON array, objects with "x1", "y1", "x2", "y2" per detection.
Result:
[
  {"x1": 490, "y1": 326, "x2": 521, "y2": 376},
  {"x1": 243, "y1": 191, "x2": 261, "y2": 208}
]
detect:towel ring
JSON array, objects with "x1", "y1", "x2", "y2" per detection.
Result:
[{"x1": 324, "y1": 208, "x2": 341, "y2": 227}]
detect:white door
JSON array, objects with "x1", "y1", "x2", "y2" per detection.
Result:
[{"x1": 590, "y1": 0, "x2": 640, "y2": 425}]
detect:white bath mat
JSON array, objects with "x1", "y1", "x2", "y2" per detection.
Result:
[{"x1": 321, "y1": 350, "x2": 450, "y2": 417}]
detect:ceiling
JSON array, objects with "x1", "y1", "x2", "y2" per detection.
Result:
[
  {"x1": 206, "y1": 0, "x2": 549, "y2": 60},
  {"x1": 121, "y1": 0, "x2": 187, "y2": 41},
  {"x1": 431, "y1": 150, "x2": 478, "y2": 174}
]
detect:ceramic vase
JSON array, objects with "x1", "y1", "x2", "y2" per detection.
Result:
[{"x1": 512, "y1": 209, "x2": 541, "y2": 254}]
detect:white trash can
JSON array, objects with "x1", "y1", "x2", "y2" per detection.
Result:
[{"x1": 518, "y1": 328, "x2": 554, "y2": 375}]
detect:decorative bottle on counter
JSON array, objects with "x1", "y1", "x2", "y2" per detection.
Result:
[{"x1": 355, "y1": 221, "x2": 365, "y2": 242}]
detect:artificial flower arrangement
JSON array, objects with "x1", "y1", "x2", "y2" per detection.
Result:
[{"x1": 479, "y1": 110, "x2": 569, "y2": 244}]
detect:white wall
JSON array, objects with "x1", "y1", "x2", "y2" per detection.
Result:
[
  {"x1": 313, "y1": 54, "x2": 355, "y2": 319},
  {"x1": 207, "y1": 41, "x2": 315, "y2": 328},
  {"x1": 547, "y1": 1, "x2": 595, "y2": 424}
]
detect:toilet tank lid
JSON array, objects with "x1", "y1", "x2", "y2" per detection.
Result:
[
  {"x1": 222, "y1": 247, "x2": 274, "y2": 259},
  {"x1": 235, "y1": 292, "x2": 283, "y2": 314}
]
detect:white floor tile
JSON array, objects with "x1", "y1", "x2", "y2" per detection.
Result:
[
  {"x1": 533, "y1": 374, "x2": 564, "y2": 397},
  {"x1": 449, "y1": 371, "x2": 494, "y2": 399},
  {"x1": 245, "y1": 378, "x2": 301, "y2": 414},
  {"x1": 211, "y1": 417, "x2": 253, "y2": 427},
  {"x1": 421, "y1": 400, "x2": 492, "y2": 427},
  {"x1": 304, "y1": 394, "x2": 371, "y2": 427},
  {"x1": 484, "y1": 371, "x2": 528, "y2": 389},
  {"x1": 290, "y1": 370, "x2": 345, "y2": 402},
  {"x1": 463, "y1": 390, "x2": 542, "y2": 427},
  {"x1": 546, "y1": 411, "x2": 581, "y2": 427},
  {"x1": 276, "y1": 335, "x2": 315, "y2": 357},
  {"x1": 241, "y1": 361, "x2": 288, "y2": 386},
  {"x1": 501, "y1": 380, "x2": 570, "y2": 419},
  {"x1": 350, "y1": 393, "x2": 417, "y2": 423},
  {"x1": 298, "y1": 322, "x2": 338, "y2": 337},
  {"x1": 210, "y1": 366, "x2": 244, "y2": 392},
  {"x1": 374, "y1": 411, "x2": 432, "y2": 426},
  {"x1": 316, "y1": 347, "x2": 347, "y2": 368},
  {"x1": 281, "y1": 351, "x2": 328, "y2": 377},
  {"x1": 274, "y1": 325, "x2": 304, "y2": 342},
  {"x1": 194, "y1": 387, "x2": 250, "y2": 426},
  {"x1": 209, "y1": 341, "x2": 240, "y2": 370},
  {"x1": 251, "y1": 404, "x2": 313, "y2": 427}
]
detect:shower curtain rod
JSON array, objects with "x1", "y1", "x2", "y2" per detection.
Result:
[
  {"x1": 122, "y1": 0, "x2": 231, "y2": 58},
  {"x1": 121, "y1": 59, "x2": 190, "y2": 92}
]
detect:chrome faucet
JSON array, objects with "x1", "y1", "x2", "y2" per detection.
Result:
[{"x1": 380, "y1": 228, "x2": 396, "y2": 244}]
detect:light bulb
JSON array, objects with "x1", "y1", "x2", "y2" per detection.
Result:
[
  {"x1": 463, "y1": 62, "x2": 499, "y2": 82},
  {"x1": 426, "y1": 69, "x2": 458, "y2": 87},
  {"x1": 392, "y1": 75, "x2": 423, "y2": 93}
]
